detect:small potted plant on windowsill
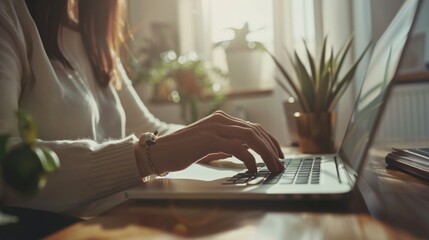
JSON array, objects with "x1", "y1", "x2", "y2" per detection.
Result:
[
  {"x1": 214, "y1": 22, "x2": 266, "y2": 91},
  {"x1": 148, "y1": 51, "x2": 227, "y2": 124},
  {"x1": 266, "y1": 36, "x2": 371, "y2": 153},
  {"x1": 126, "y1": 35, "x2": 173, "y2": 101}
]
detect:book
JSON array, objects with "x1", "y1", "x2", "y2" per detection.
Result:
[
  {"x1": 386, "y1": 148, "x2": 429, "y2": 181},
  {"x1": 391, "y1": 148, "x2": 429, "y2": 166}
]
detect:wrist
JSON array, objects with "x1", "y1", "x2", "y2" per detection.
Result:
[
  {"x1": 134, "y1": 141, "x2": 153, "y2": 178},
  {"x1": 135, "y1": 132, "x2": 168, "y2": 181}
]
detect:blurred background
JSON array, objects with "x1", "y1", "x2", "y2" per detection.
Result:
[{"x1": 126, "y1": 0, "x2": 429, "y2": 148}]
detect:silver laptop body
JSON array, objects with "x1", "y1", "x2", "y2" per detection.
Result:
[{"x1": 126, "y1": 0, "x2": 421, "y2": 201}]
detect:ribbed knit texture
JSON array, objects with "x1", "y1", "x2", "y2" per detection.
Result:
[{"x1": 90, "y1": 136, "x2": 141, "y2": 197}]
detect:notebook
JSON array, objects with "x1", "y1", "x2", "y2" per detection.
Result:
[
  {"x1": 386, "y1": 148, "x2": 429, "y2": 181},
  {"x1": 126, "y1": 0, "x2": 422, "y2": 201}
]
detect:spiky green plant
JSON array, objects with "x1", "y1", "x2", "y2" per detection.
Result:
[{"x1": 266, "y1": 36, "x2": 371, "y2": 113}]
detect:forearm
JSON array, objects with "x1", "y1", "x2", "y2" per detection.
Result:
[{"x1": 6, "y1": 136, "x2": 141, "y2": 213}]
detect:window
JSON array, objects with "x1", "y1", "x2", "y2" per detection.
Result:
[
  {"x1": 177, "y1": 0, "x2": 319, "y2": 90},
  {"x1": 208, "y1": 0, "x2": 274, "y2": 90},
  {"x1": 210, "y1": 0, "x2": 274, "y2": 47},
  {"x1": 290, "y1": 0, "x2": 316, "y2": 55}
]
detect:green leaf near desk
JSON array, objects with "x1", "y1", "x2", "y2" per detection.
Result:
[
  {"x1": 266, "y1": 36, "x2": 371, "y2": 153},
  {"x1": 266, "y1": 36, "x2": 371, "y2": 113},
  {"x1": 1, "y1": 111, "x2": 60, "y2": 196}
]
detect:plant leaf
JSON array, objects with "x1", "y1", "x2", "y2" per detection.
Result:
[
  {"x1": 16, "y1": 110, "x2": 37, "y2": 146},
  {"x1": 319, "y1": 36, "x2": 328, "y2": 83},
  {"x1": 328, "y1": 41, "x2": 372, "y2": 110},
  {"x1": 264, "y1": 48, "x2": 310, "y2": 112},
  {"x1": 294, "y1": 51, "x2": 315, "y2": 111},
  {"x1": 275, "y1": 77, "x2": 295, "y2": 97},
  {"x1": 316, "y1": 69, "x2": 331, "y2": 112},
  {"x1": 324, "y1": 47, "x2": 335, "y2": 107},
  {"x1": 331, "y1": 35, "x2": 354, "y2": 92},
  {"x1": 39, "y1": 147, "x2": 61, "y2": 173},
  {"x1": 303, "y1": 40, "x2": 317, "y2": 83}
]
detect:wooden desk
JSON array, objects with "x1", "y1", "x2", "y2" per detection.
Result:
[
  {"x1": 358, "y1": 147, "x2": 429, "y2": 238},
  {"x1": 46, "y1": 149, "x2": 428, "y2": 240}
]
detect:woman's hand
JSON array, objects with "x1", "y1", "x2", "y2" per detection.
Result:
[{"x1": 150, "y1": 111, "x2": 284, "y2": 174}]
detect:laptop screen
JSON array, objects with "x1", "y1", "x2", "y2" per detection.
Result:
[{"x1": 339, "y1": 0, "x2": 420, "y2": 174}]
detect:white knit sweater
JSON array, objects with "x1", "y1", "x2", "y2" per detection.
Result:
[{"x1": 0, "y1": 0, "x2": 179, "y2": 212}]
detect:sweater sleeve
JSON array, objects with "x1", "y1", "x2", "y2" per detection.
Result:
[
  {"x1": 6, "y1": 136, "x2": 142, "y2": 213},
  {"x1": 115, "y1": 60, "x2": 183, "y2": 136}
]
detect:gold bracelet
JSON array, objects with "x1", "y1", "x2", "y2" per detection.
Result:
[{"x1": 139, "y1": 131, "x2": 168, "y2": 177}]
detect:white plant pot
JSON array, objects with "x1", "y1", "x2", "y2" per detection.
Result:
[{"x1": 226, "y1": 49, "x2": 264, "y2": 91}]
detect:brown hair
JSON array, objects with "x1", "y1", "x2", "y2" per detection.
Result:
[{"x1": 25, "y1": 0, "x2": 127, "y2": 88}]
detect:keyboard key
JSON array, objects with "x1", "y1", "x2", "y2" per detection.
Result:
[
  {"x1": 256, "y1": 172, "x2": 269, "y2": 177},
  {"x1": 279, "y1": 179, "x2": 294, "y2": 184},
  {"x1": 282, "y1": 174, "x2": 295, "y2": 178},
  {"x1": 296, "y1": 181, "x2": 308, "y2": 184},
  {"x1": 247, "y1": 176, "x2": 266, "y2": 185},
  {"x1": 256, "y1": 163, "x2": 265, "y2": 168},
  {"x1": 263, "y1": 177, "x2": 280, "y2": 184},
  {"x1": 235, "y1": 179, "x2": 249, "y2": 184}
]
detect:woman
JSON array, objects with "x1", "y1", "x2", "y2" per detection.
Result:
[{"x1": 0, "y1": 0, "x2": 284, "y2": 212}]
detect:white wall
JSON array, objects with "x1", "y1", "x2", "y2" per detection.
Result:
[
  {"x1": 128, "y1": 0, "x2": 178, "y2": 40},
  {"x1": 413, "y1": 0, "x2": 429, "y2": 64},
  {"x1": 370, "y1": 0, "x2": 405, "y2": 42},
  {"x1": 371, "y1": 0, "x2": 429, "y2": 64}
]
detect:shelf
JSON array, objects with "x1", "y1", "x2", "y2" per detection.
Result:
[
  {"x1": 395, "y1": 71, "x2": 429, "y2": 83},
  {"x1": 149, "y1": 88, "x2": 274, "y2": 105}
]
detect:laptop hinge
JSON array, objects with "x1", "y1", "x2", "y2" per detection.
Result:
[{"x1": 334, "y1": 156, "x2": 342, "y2": 184}]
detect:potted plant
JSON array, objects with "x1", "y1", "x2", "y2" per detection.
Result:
[
  {"x1": 266, "y1": 36, "x2": 371, "y2": 153},
  {"x1": 126, "y1": 35, "x2": 176, "y2": 101},
  {"x1": 147, "y1": 51, "x2": 227, "y2": 124},
  {"x1": 1, "y1": 111, "x2": 60, "y2": 224},
  {"x1": 214, "y1": 22, "x2": 265, "y2": 91},
  {"x1": 1, "y1": 111, "x2": 60, "y2": 197}
]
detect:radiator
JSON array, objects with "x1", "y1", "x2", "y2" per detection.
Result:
[{"x1": 375, "y1": 83, "x2": 429, "y2": 143}]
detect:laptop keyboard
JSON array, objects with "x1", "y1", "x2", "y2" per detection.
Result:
[{"x1": 222, "y1": 157, "x2": 321, "y2": 185}]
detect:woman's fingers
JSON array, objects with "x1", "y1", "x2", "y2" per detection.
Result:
[
  {"x1": 253, "y1": 123, "x2": 284, "y2": 159},
  {"x1": 198, "y1": 152, "x2": 231, "y2": 164},
  {"x1": 208, "y1": 136, "x2": 258, "y2": 173},
  {"x1": 207, "y1": 111, "x2": 284, "y2": 171},
  {"x1": 208, "y1": 111, "x2": 281, "y2": 159},
  {"x1": 201, "y1": 123, "x2": 281, "y2": 172},
  {"x1": 216, "y1": 111, "x2": 284, "y2": 159}
]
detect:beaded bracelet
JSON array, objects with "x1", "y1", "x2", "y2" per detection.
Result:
[{"x1": 139, "y1": 131, "x2": 168, "y2": 177}]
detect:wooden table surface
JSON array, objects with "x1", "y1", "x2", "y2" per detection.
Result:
[{"x1": 46, "y1": 147, "x2": 429, "y2": 240}]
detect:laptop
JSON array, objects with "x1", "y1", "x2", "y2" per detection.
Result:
[{"x1": 126, "y1": 0, "x2": 421, "y2": 201}]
